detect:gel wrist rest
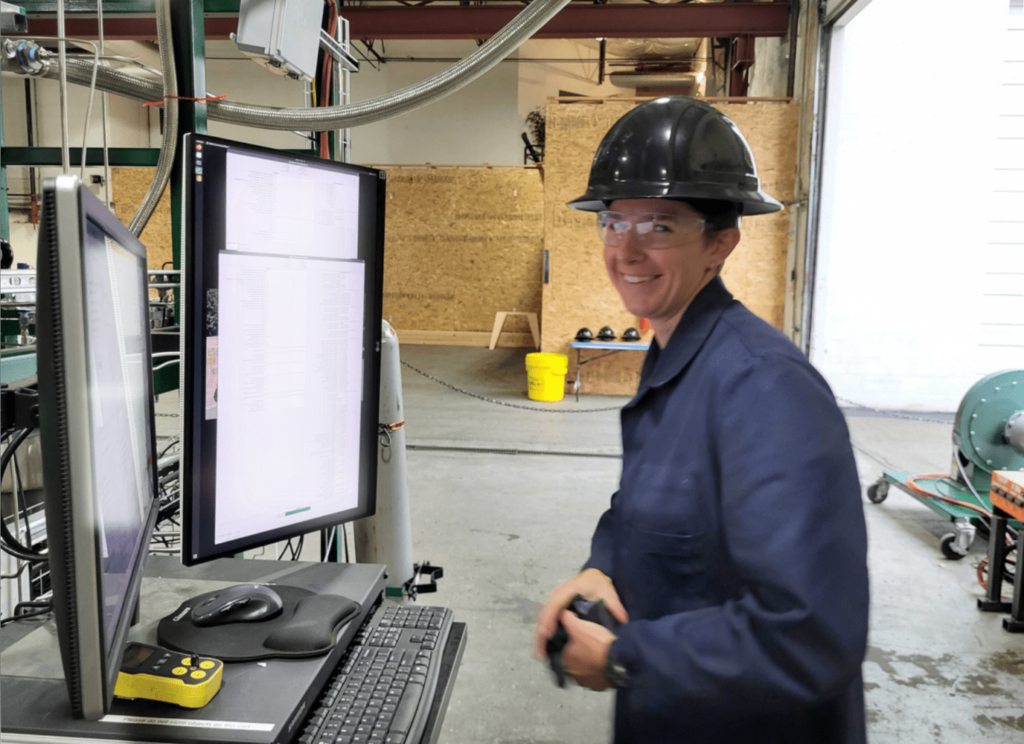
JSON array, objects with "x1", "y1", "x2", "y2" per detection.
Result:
[{"x1": 158, "y1": 586, "x2": 360, "y2": 661}]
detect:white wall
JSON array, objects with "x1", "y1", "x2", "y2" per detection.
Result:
[
  {"x1": 516, "y1": 39, "x2": 630, "y2": 116},
  {"x1": 811, "y1": 0, "x2": 1024, "y2": 411},
  {"x1": 2, "y1": 70, "x2": 155, "y2": 264}
]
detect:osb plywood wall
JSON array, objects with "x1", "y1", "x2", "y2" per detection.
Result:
[
  {"x1": 542, "y1": 100, "x2": 800, "y2": 395},
  {"x1": 111, "y1": 168, "x2": 173, "y2": 270},
  {"x1": 381, "y1": 167, "x2": 544, "y2": 338}
]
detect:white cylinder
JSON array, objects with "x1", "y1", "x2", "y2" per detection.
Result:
[{"x1": 354, "y1": 320, "x2": 415, "y2": 587}]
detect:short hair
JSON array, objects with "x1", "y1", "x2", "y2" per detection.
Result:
[{"x1": 678, "y1": 199, "x2": 741, "y2": 232}]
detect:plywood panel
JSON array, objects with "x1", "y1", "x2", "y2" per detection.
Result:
[
  {"x1": 381, "y1": 167, "x2": 544, "y2": 341},
  {"x1": 111, "y1": 168, "x2": 173, "y2": 270},
  {"x1": 542, "y1": 100, "x2": 799, "y2": 395}
]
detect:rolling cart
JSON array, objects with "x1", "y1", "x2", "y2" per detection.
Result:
[{"x1": 866, "y1": 370, "x2": 1024, "y2": 560}]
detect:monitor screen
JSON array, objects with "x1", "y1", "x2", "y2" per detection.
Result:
[
  {"x1": 83, "y1": 216, "x2": 154, "y2": 648},
  {"x1": 182, "y1": 135, "x2": 385, "y2": 565},
  {"x1": 35, "y1": 176, "x2": 160, "y2": 720}
]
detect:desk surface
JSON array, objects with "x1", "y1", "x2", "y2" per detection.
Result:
[
  {"x1": 570, "y1": 341, "x2": 650, "y2": 351},
  {"x1": 1, "y1": 557, "x2": 465, "y2": 744}
]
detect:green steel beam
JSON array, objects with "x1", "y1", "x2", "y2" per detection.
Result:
[{"x1": 1, "y1": 147, "x2": 161, "y2": 167}]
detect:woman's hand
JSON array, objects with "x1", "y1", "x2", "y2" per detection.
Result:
[
  {"x1": 559, "y1": 610, "x2": 617, "y2": 690},
  {"x1": 533, "y1": 568, "x2": 628, "y2": 660}
]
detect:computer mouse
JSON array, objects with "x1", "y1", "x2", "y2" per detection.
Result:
[{"x1": 190, "y1": 584, "x2": 285, "y2": 628}]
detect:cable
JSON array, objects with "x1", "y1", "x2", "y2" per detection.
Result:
[
  {"x1": 1, "y1": 559, "x2": 29, "y2": 581},
  {"x1": 159, "y1": 438, "x2": 180, "y2": 459},
  {"x1": 1, "y1": 428, "x2": 47, "y2": 560},
  {"x1": 1, "y1": 604, "x2": 53, "y2": 627},
  {"x1": 128, "y1": 0, "x2": 177, "y2": 236},
  {"x1": 20, "y1": 37, "x2": 101, "y2": 179},
  {"x1": 323, "y1": 526, "x2": 336, "y2": 562},
  {"x1": 319, "y1": 0, "x2": 338, "y2": 159},
  {"x1": 96, "y1": 0, "x2": 111, "y2": 206},
  {"x1": 904, "y1": 474, "x2": 994, "y2": 520},
  {"x1": 12, "y1": 450, "x2": 32, "y2": 548},
  {"x1": 44, "y1": 0, "x2": 572, "y2": 132}
]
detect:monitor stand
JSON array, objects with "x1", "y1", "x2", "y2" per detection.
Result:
[{"x1": 0, "y1": 556, "x2": 386, "y2": 744}]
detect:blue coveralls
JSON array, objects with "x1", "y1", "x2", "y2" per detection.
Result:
[{"x1": 585, "y1": 278, "x2": 869, "y2": 743}]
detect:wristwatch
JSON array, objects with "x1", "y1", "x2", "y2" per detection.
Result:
[{"x1": 604, "y1": 642, "x2": 630, "y2": 689}]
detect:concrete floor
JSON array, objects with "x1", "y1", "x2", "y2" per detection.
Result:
[
  {"x1": 390, "y1": 345, "x2": 1024, "y2": 744},
  {"x1": 151, "y1": 344, "x2": 1024, "y2": 742}
]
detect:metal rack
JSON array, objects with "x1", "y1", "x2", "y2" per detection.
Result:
[{"x1": 1, "y1": 1, "x2": 355, "y2": 398}]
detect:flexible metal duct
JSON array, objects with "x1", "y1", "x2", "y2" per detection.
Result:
[
  {"x1": 48, "y1": 0, "x2": 570, "y2": 131},
  {"x1": 128, "y1": 0, "x2": 176, "y2": 236}
]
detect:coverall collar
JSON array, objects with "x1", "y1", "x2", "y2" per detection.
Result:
[{"x1": 629, "y1": 277, "x2": 734, "y2": 406}]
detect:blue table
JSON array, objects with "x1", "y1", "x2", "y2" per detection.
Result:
[{"x1": 570, "y1": 340, "x2": 650, "y2": 401}]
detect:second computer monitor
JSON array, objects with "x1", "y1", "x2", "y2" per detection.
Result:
[{"x1": 181, "y1": 135, "x2": 386, "y2": 565}]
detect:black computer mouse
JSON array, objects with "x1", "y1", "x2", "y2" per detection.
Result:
[{"x1": 190, "y1": 584, "x2": 285, "y2": 627}]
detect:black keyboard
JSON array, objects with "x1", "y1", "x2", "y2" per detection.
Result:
[{"x1": 298, "y1": 602, "x2": 453, "y2": 744}]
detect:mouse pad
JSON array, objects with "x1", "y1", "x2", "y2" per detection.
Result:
[{"x1": 157, "y1": 585, "x2": 360, "y2": 662}]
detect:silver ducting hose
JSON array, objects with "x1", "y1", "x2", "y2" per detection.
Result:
[
  {"x1": 129, "y1": 0, "x2": 177, "y2": 236},
  {"x1": 48, "y1": 0, "x2": 569, "y2": 131}
]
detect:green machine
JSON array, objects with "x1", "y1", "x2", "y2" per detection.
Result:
[{"x1": 866, "y1": 370, "x2": 1024, "y2": 560}]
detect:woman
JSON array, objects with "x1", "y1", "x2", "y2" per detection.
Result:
[{"x1": 533, "y1": 97, "x2": 869, "y2": 744}]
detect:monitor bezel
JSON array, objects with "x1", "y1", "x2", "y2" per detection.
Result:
[
  {"x1": 180, "y1": 133, "x2": 386, "y2": 566},
  {"x1": 35, "y1": 175, "x2": 160, "y2": 720}
]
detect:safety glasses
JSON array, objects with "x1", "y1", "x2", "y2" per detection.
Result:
[{"x1": 596, "y1": 211, "x2": 705, "y2": 247}]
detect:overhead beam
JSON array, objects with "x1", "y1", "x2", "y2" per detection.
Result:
[{"x1": 22, "y1": 3, "x2": 791, "y2": 41}]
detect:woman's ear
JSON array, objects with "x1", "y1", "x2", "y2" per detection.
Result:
[{"x1": 706, "y1": 227, "x2": 741, "y2": 268}]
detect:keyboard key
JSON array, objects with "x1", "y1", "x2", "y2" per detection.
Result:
[
  {"x1": 388, "y1": 682, "x2": 424, "y2": 736},
  {"x1": 385, "y1": 735, "x2": 405, "y2": 744},
  {"x1": 409, "y1": 674, "x2": 427, "y2": 685}
]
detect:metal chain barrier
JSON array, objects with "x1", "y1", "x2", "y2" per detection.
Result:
[
  {"x1": 837, "y1": 397, "x2": 950, "y2": 424},
  {"x1": 400, "y1": 361, "x2": 624, "y2": 414}
]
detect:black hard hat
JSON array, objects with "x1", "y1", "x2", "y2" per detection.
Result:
[
  {"x1": 575, "y1": 327, "x2": 595, "y2": 342},
  {"x1": 567, "y1": 97, "x2": 782, "y2": 216},
  {"x1": 622, "y1": 327, "x2": 641, "y2": 342},
  {"x1": 0, "y1": 239, "x2": 12, "y2": 270},
  {"x1": 597, "y1": 326, "x2": 616, "y2": 341}
]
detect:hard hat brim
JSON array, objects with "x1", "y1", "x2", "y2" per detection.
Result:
[{"x1": 567, "y1": 181, "x2": 784, "y2": 216}]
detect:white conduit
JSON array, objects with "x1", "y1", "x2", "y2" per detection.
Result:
[
  {"x1": 45, "y1": 0, "x2": 570, "y2": 132},
  {"x1": 128, "y1": 0, "x2": 177, "y2": 236}
]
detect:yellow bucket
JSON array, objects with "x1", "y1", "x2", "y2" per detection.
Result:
[{"x1": 525, "y1": 352, "x2": 568, "y2": 402}]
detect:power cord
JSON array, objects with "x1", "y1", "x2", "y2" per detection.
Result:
[{"x1": 1, "y1": 428, "x2": 48, "y2": 563}]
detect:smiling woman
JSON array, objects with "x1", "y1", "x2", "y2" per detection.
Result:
[
  {"x1": 534, "y1": 97, "x2": 869, "y2": 744},
  {"x1": 597, "y1": 198, "x2": 738, "y2": 344}
]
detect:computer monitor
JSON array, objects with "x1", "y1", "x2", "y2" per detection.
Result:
[
  {"x1": 181, "y1": 134, "x2": 386, "y2": 565},
  {"x1": 34, "y1": 176, "x2": 161, "y2": 720}
]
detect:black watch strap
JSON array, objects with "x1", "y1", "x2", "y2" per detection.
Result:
[{"x1": 605, "y1": 643, "x2": 630, "y2": 689}]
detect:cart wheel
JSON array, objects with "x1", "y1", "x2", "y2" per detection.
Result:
[
  {"x1": 940, "y1": 533, "x2": 967, "y2": 561},
  {"x1": 867, "y1": 481, "x2": 889, "y2": 504}
]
